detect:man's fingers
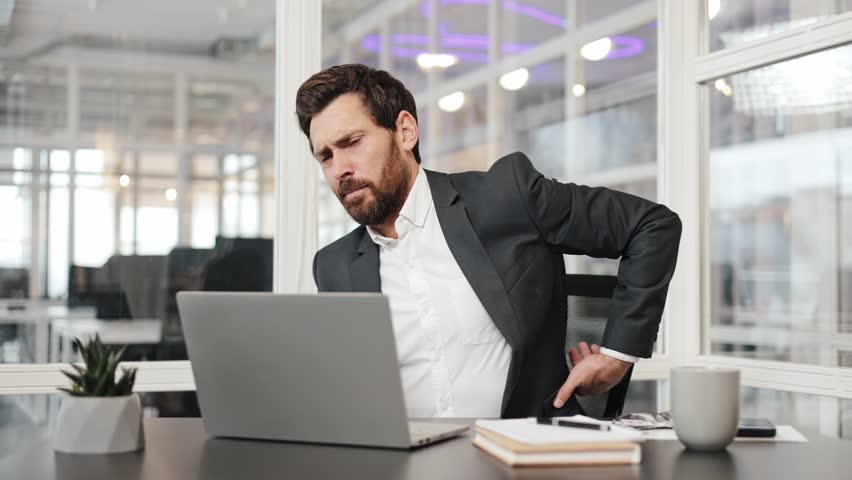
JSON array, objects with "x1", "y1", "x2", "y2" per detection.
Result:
[
  {"x1": 553, "y1": 376, "x2": 576, "y2": 408},
  {"x1": 591, "y1": 344, "x2": 601, "y2": 354},
  {"x1": 578, "y1": 342, "x2": 593, "y2": 358},
  {"x1": 568, "y1": 347, "x2": 582, "y2": 366}
]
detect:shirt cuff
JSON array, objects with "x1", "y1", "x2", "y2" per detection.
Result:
[{"x1": 600, "y1": 347, "x2": 640, "y2": 364}]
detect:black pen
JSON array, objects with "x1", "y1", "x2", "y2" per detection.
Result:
[{"x1": 536, "y1": 417, "x2": 611, "y2": 431}]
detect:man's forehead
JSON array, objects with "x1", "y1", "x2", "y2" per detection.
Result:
[{"x1": 310, "y1": 93, "x2": 374, "y2": 141}]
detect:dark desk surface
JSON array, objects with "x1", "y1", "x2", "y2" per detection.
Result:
[{"x1": 1, "y1": 418, "x2": 851, "y2": 480}]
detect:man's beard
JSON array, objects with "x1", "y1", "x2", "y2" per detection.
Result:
[{"x1": 336, "y1": 141, "x2": 410, "y2": 227}]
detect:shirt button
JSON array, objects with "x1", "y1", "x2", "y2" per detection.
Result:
[{"x1": 431, "y1": 353, "x2": 440, "y2": 362}]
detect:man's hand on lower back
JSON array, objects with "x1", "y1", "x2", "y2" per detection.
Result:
[{"x1": 552, "y1": 341, "x2": 632, "y2": 408}]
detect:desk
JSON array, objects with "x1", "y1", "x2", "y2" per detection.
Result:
[
  {"x1": 0, "y1": 418, "x2": 850, "y2": 479},
  {"x1": 50, "y1": 318, "x2": 162, "y2": 362},
  {"x1": 0, "y1": 305, "x2": 96, "y2": 363}
]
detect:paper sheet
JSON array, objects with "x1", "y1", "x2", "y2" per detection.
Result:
[
  {"x1": 640, "y1": 425, "x2": 807, "y2": 442},
  {"x1": 473, "y1": 416, "x2": 644, "y2": 445}
]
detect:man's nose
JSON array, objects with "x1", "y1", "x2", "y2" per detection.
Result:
[{"x1": 331, "y1": 152, "x2": 355, "y2": 182}]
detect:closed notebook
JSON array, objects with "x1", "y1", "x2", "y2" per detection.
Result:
[{"x1": 473, "y1": 416, "x2": 642, "y2": 467}]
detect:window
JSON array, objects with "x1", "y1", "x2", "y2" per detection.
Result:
[
  {"x1": 707, "y1": 0, "x2": 852, "y2": 52},
  {"x1": 662, "y1": 0, "x2": 852, "y2": 437},
  {"x1": 706, "y1": 44, "x2": 852, "y2": 366}
]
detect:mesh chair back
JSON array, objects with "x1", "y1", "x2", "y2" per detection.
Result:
[{"x1": 564, "y1": 274, "x2": 634, "y2": 419}]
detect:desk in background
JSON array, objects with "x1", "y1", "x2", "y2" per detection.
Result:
[
  {"x1": 0, "y1": 418, "x2": 850, "y2": 479},
  {"x1": 50, "y1": 318, "x2": 162, "y2": 363},
  {"x1": 0, "y1": 304, "x2": 96, "y2": 363}
]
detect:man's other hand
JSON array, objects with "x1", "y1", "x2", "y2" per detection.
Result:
[{"x1": 553, "y1": 342, "x2": 631, "y2": 408}]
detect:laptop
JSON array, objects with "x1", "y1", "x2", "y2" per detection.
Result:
[{"x1": 176, "y1": 292, "x2": 469, "y2": 449}]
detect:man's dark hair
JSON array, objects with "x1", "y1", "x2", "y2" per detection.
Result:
[{"x1": 296, "y1": 64, "x2": 421, "y2": 164}]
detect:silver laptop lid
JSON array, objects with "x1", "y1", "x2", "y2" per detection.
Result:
[{"x1": 176, "y1": 292, "x2": 412, "y2": 448}]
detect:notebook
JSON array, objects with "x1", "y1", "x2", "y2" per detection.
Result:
[{"x1": 473, "y1": 416, "x2": 643, "y2": 467}]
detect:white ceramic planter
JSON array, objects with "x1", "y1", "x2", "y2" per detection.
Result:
[{"x1": 53, "y1": 394, "x2": 145, "y2": 454}]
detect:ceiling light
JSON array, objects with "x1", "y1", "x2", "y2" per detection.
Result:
[
  {"x1": 708, "y1": 0, "x2": 721, "y2": 20},
  {"x1": 165, "y1": 188, "x2": 177, "y2": 201},
  {"x1": 580, "y1": 37, "x2": 612, "y2": 61},
  {"x1": 438, "y1": 91, "x2": 465, "y2": 112},
  {"x1": 416, "y1": 53, "x2": 458, "y2": 71},
  {"x1": 499, "y1": 68, "x2": 529, "y2": 91},
  {"x1": 572, "y1": 84, "x2": 586, "y2": 97},
  {"x1": 714, "y1": 78, "x2": 733, "y2": 96},
  {"x1": 119, "y1": 175, "x2": 130, "y2": 187}
]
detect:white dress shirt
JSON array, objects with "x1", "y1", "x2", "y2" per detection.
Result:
[{"x1": 367, "y1": 167, "x2": 637, "y2": 418}]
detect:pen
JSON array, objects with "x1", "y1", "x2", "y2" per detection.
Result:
[{"x1": 536, "y1": 417, "x2": 611, "y2": 431}]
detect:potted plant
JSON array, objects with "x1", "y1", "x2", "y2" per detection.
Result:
[{"x1": 53, "y1": 334, "x2": 145, "y2": 454}]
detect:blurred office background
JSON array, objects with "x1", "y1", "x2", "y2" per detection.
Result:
[{"x1": 0, "y1": 0, "x2": 851, "y2": 453}]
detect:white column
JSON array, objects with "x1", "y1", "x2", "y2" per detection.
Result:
[
  {"x1": 659, "y1": 0, "x2": 702, "y2": 364},
  {"x1": 67, "y1": 65, "x2": 79, "y2": 265},
  {"x1": 174, "y1": 73, "x2": 188, "y2": 144},
  {"x1": 175, "y1": 73, "x2": 191, "y2": 246},
  {"x1": 114, "y1": 164, "x2": 122, "y2": 255},
  {"x1": 29, "y1": 149, "x2": 42, "y2": 298},
  {"x1": 131, "y1": 151, "x2": 140, "y2": 254},
  {"x1": 177, "y1": 156, "x2": 190, "y2": 245},
  {"x1": 66, "y1": 65, "x2": 79, "y2": 140},
  {"x1": 426, "y1": 0, "x2": 440, "y2": 167},
  {"x1": 275, "y1": 0, "x2": 320, "y2": 293},
  {"x1": 42, "y1": 152, "x2": 51, "y2": 296},
  {"x1": 486, "y1": 0, "x2": 503, "y2": 165},
  {"x1": 379, "y1": 21, "x2": 392, "y2": 71},
  {"x1": 562, "y1": 0, "x2": 583, "y2": 275},
  {"x1": 564, "y1": 0, "x2": 583, "y2": 178}
]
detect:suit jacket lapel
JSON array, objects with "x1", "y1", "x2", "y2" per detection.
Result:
[
  {"x1": 425, "y1": 169, "x2": 521, "y2": 346},
  {"x1": 349, "y1": 231, "x2": 381, "y2": 292}
]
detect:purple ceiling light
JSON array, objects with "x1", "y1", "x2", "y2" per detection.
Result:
[
  {"x1": 359, "y1": 1, "x2": 645, "y2": 64},
  {"x1": 421, "y1": 0, "x2": 567, "y2": 29},
  {"x1": 606, "y1": 36, "x2": 646, "y2": 59}
]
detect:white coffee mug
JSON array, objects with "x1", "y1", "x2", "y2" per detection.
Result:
[{"x1": 671, "y1": 366, "x2": 740, "y2": 451}]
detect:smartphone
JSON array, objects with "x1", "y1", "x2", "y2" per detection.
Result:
[{"x1": 737, "y1": 418, "x2": 776, "y2": 437}]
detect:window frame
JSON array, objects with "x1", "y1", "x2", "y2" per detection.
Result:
[{"x1": 661, "y1": 1, "x2": 852, "y2": 436}]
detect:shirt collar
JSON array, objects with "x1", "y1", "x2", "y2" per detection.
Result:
[{"x1": 367, "y1": 167, "x2": 432, "y2": 246}]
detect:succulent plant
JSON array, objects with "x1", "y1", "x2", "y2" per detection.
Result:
[{"x1": 59, "y1": 334, "x2": 137, "y2": 397}]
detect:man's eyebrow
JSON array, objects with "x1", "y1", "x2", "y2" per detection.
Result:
[{"x1": 313, "y1": 130, "x2": 365, "y2": 160}]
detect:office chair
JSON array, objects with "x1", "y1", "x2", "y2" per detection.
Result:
[{"x1": 564, "y1": 273, "x2": 635, "y2": 419}]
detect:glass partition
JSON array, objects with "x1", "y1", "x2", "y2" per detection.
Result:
[{"x1": 0, "y1": 0, "x2": 276, "y2": 381}]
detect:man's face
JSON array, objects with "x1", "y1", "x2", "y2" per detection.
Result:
[{"x1": 310, "y1": 93, "x2": 411, "y2": 226}]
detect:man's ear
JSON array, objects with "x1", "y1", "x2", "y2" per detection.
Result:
[{"x1": 396, "y1": 110, "x2": 419, "y2": 154}]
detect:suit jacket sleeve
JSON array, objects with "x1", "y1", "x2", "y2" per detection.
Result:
[{"x1": 510, "y1": 153, "x2": 682, "y2": 357}]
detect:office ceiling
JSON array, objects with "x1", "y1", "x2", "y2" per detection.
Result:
[
  {"x1": 0, "y1": 0, "x2": 276, "y2": 61},
  {"x1": 0, "y1": 0, "x2": 385, "y2": 62}
]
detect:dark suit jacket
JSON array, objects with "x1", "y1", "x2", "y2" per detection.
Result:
[{"x1": 313, "y1": 152, "x2": 682, "y2": 418}]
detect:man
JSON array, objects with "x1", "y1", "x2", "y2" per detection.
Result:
[{"x1": 298, "y1": 64, "x2": 681, "y2": 419}]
